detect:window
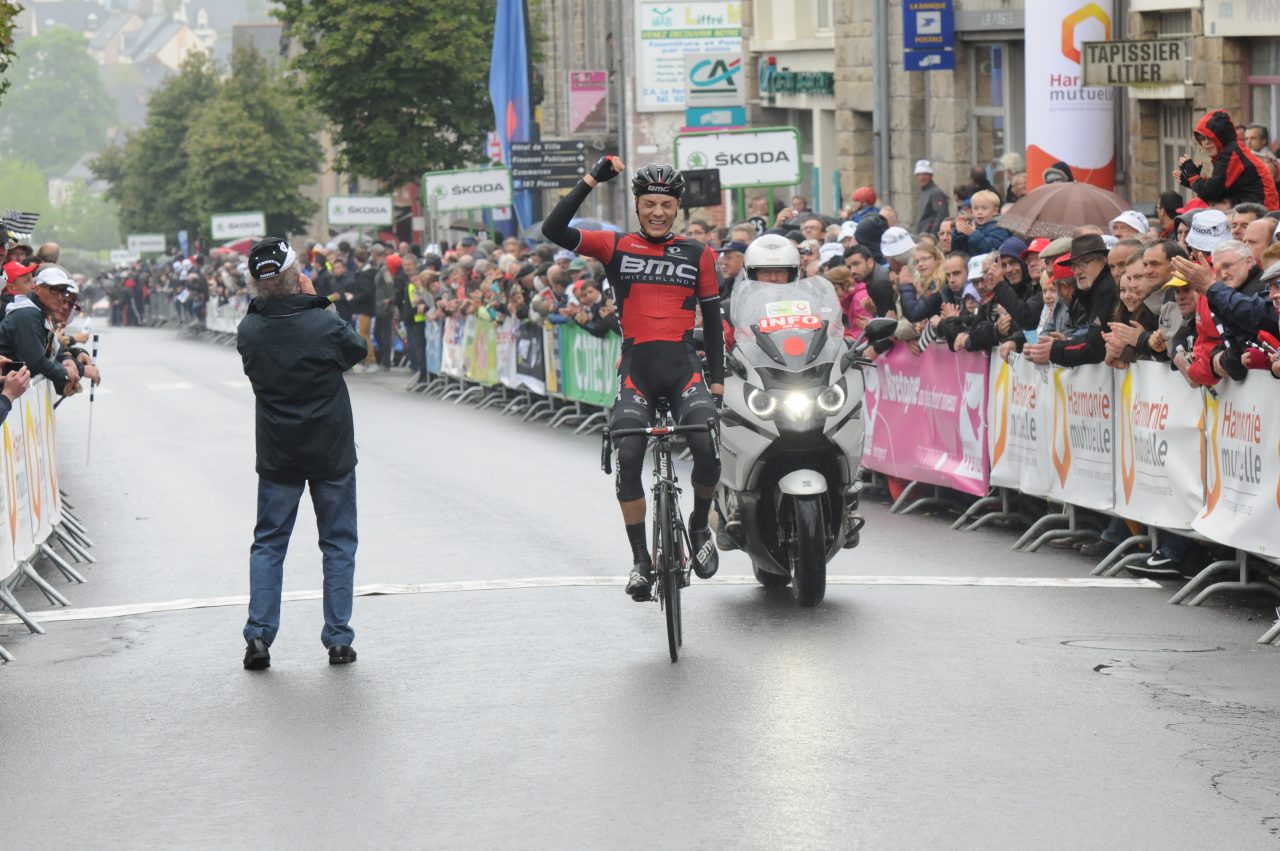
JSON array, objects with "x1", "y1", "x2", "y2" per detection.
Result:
[
  {"x1": 1159, "y1": 101, "x2": 1194, "y2": 197},
  {"x1": 1248, "y1": 42, "x2": 1280, "y2": 143},
  {"x1": 968, "y1": 43, "x2": 1025, "y2": 193},
  {"x1": 815, "y1": 0, "x2": 833, "y2": 31}
]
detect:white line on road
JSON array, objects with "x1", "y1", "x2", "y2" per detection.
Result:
[
  {"x1": 0, "y1": 575, "x2": 1160, "y2": 626},
  {"x1": 222, "y1": 380, "x2": 251, "y2": 389},
  {"x1": 145, "y1": 382, "x2": 193, "y2": 391}
]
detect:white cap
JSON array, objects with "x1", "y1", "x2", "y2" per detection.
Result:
[
  {"x1": 1109, "y1": 209, "x2": 1150, "y2": 236},
  {"x1": 838, "y1": 220, "x2": 858, "y2": 241},
  {"x1": 967, "y1": 255, "x2": 986, "y2": 281},
  {"x1": 1273, "y1": 218, "x2": 1280, "y2": 241},
  {"x1": 33, "y1": 265, "x2": 78, "y2": 293},
  {"x1": 554, "y1": 249, "x2": 575, "y2": 263},
  {"x1": 819, "y1": 242, "x2": 844, "y2": 264},
  {"x1": 1187, "y1": 209, "x2": 1230, "y2": 252},
  {"x1": 880, "y1": 226, "x2": 916, "y2": 260},
  {"x1": 1101, "y1": 234, "x2": 1118, "y2": 249},
  {"x1": 914, "y1": 159, "x2": 934, "y2": 175}
]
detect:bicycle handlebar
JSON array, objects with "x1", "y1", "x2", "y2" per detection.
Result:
[{"x1": 600, "y1": 419, "x2": 719, "y2": 475}]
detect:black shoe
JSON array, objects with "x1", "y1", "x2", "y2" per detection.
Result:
[
  {"x1": 243, "y1": 638, "x2": 270, "y2": 670},
  {"x1": 625, "y1": 561, "x2": 654, "y2": 602},
  {"x1": 689, "y1": 525, "x2": 719, "y2": 579},
  {"x1": 1079, "y1": 539, "x2": 1112, "y2": 559},
  {"x1": 328, "y1": 645, "x2": 357, "y2": 665}
]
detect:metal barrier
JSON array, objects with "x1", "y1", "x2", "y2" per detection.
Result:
[{"x1": 0, "y1": 377, "x2": 95, "y2": 663}]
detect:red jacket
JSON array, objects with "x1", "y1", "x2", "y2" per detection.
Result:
[
  {"x1": 1181, "y1": 110, "x2": 1280, "y2": 209},
  {"x1": 1188, "y1": 296, "x2": 1222, "y2": 387}
]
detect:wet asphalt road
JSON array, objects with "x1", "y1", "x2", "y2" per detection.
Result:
[{"x1": 2, "y1": 327, "x2": 1280, "y2": 850}]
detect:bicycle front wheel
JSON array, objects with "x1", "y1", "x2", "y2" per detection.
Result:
[{"x1": 656, "y1": 487, "x2": 681, "y2": 662}]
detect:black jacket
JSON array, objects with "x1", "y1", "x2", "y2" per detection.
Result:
[
  {"x1": 349, "y1": 265, "x2": 377, "y2": 315},
  {"x1": 237, "y1": 294, "x2": 369, "y2": 483},
  {"x1": 1049, "y1": 268, "x2": 1118, "y2": 367},
  {"x1": 0, "y1": 293, "x2": 73, "y2": 393},
  {"x1": 1180, "y1": 110, "x2": 1280, "y2": 208}
]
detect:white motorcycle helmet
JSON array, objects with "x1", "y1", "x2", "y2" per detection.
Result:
[{"x1": 744, "y1": 234, "x2": 801, "y2": 283}]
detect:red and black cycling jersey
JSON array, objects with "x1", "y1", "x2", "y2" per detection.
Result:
[
  {"x1": 541, "y1": 178, "x2": 724, "y2": 385},
  {"x1": 574, "y1": 229, "x2": 719, "y2": 346}
]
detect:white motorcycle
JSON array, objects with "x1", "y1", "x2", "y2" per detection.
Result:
[{"x1": 711, "y1": 274, "x2": 896, "y2": 606}]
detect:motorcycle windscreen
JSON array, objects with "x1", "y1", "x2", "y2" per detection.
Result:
[{"x1": 730, "y1": 276, "x2": 845, "y2": 372}]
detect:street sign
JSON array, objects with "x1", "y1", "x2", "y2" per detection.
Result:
[
  {"x1": 1082, "y1": 39, "x2": 1188, "y2": 87},
  {"x1": 683, "y1": 53, "x2": 745, "y2": 109},
  {"x1": 685, "y1": 106, "x2": 747, "y2": 128},
  {"x1": 126, "y1": 233, "x2": 165, "y2": 254},
  {"x1": 905, "y1": 50, "x2": 956, "y2": 72},
  {"x1": 327, "y1": 195, "x2": 393, "y2": 227},
  {"x1": 210, "y1": 211, "x2": 266, "y2": 241},
  {"x1": 903, "y1": 0, "x2": 955, "y2": 72},
  {"x1": 673, "y1": 127, "x2": 802, "y2": 189},
  {"x1": 509, "y1": 140, "x2": 588, "y2": 190},
  {"x1": 422, "y1": 167, "x2": 514, "y2": 213}
]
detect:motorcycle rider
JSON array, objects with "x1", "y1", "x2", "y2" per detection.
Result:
[
  {"x1": 743, "y1": 234, "x2": 802, "y2": 285},
  {"x1": 542, "y1": 156, "x2": 725, "y2": 601}
]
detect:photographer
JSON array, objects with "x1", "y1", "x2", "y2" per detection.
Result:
[{"x1": 236, "y1": 238, "x2": 370, "y2": 671}]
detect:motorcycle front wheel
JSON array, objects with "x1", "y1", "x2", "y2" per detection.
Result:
[
  {"x1": 790, "y1": 496, "x2": 827, "y2": 607},
  {"x1": 752, "y1": 563, "x2": 791, "y2": 588}
]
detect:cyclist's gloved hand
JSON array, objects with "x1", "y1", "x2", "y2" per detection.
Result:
[
  {"x1": 712, "y1": 393, "x2": 724, "y2": 411},
  {"x1": 590, "y1": 156, "x2": 622, "y2": 183}
]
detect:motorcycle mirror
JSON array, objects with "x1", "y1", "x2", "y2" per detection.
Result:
[
  {"x1": 862, "y1": 317, "x2": 898, "y2": 346},
  {"x1": 726, "y1": 349, "x2": 748, "y2": 378}
]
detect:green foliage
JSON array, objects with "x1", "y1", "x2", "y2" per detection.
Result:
[
  {"x1": 0, "y1": 26, "x2": 116, "y2": 177},
  {"x1": 92, "y1": 48, "x2": 322, "y2": 243},
  {"x1": 0, "y1": 156, "x2": 49, "y2": 215},
  {"x1": 0, "y1": 1, "x2": 21, "y2": 105},
  {"x1": 0, "y1": 157, "x2": 121, "y2": 253},
  {"x1": 277, "y1": 0, "x2": 497, "y2": 186}
]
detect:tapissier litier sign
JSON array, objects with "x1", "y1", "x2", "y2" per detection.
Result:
[{"x1": 1082, "y1": 39, "x2": 1188, "y2": 87}]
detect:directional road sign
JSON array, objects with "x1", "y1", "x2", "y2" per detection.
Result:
[{"x1": 510, "y1": 140, "x2": 588, "y2": 190}]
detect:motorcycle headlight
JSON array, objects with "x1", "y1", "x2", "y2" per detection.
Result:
[
  {"x1": 782, "y1": 391, "x2": 812, "y2": 419},
  {"x1": 816, "y1": 382, "x2": 846, "y2": 415},
  {"x1": 747, "y1": 386, "x2": 778, "y2": 419}
]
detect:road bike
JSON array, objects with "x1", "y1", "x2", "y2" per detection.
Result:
[{"x1": 602, "y1": 402, "x2": 718, "y2": 662}]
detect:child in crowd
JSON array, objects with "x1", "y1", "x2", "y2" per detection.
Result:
[{"x1": 951, "y1": 189, "x2": 1013, "y2": 255}]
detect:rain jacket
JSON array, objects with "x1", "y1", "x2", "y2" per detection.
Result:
[
  {"x1": 1179, "y1": 110, "x2": 1280, "y2": 209},
  {"x1": 237, "y1": 294, "x2": 369, "y2": 483},
  {"x1": 1048, "y1": 268, "x2": 1118, "y2": 366},
  {"x1": 951, "y1": 219, "x2": 1013, "y2": 256}
]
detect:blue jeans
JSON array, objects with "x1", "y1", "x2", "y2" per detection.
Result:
[{"x1": 244, "y1": 470, "x2": 358, "y2": 648}]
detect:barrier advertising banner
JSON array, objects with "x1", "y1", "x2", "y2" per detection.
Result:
[
  {"x1": 1024, "y1": 0, "x2": 1116, "y2": 190},
  {"x1": 543, "y1": 323, "x2": 563, "y2": 397},
  {"x1": 988, "y1": 354, "x2": 1055, "y2": 497},
  {"x1": 514, "y1": 321, "x2": 546, "y2": 394},
  {"x1": 1113, "y1": 362, "x2": 1204, "y2": 529},
  {"x1": 1046, "y1": 363, "x2": 1114, "y2": 511},
  {"x1": 559, "y1": 323, "x2": 620, "y2": 407},
  {"x1": 441, "y1": 317, "x2": 466, "y2": 377},
  {"x1": 467, "y1": 317, "x2": 500, "y2": 385},
  {"x1": 425, "y1": 319, "x2": 444, "y2": 375},
  {"x1": 1193, "y1": 378, "x2": 1280, "y2": 556},
  {"x1": 862, "y1": 344, "x2": 989, "y2": 496}
]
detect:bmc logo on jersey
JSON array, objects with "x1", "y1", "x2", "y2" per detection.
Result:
[{"x1": 619, "y1": 255, "x2": 698, "y2": 281}]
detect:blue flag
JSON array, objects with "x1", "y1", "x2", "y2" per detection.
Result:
[{"x1": 489, "y1": 0, "x2": 533, "y2": 234}]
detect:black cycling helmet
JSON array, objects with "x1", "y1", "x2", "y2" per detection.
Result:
[{"x1": 631, "y1": 163, "x2": 685, "y2": 199}]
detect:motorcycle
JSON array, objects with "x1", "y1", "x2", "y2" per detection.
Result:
[{"x1": 711, "y1": 276, "x2": 897, "y2": 606}]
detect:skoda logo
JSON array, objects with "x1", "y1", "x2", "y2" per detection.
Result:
[{"x1": 687, "y1": 152, "x2": 707, "y2": 168}]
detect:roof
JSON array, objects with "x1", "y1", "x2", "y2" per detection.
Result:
[
  {"x1": 127, "y1": 18, "x2": 185, "y2": 64},
  {"x1": 89, "y1": 14, "x2": 136, "y2": 52}
]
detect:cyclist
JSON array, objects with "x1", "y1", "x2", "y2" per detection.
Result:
[{"x1": 543, "y1": 156, "x2": 725, "y2": 601}]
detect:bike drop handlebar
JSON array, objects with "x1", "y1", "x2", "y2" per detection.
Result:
[{"x1": 601, "y1": 419, "x2": 719, "y2": 475}]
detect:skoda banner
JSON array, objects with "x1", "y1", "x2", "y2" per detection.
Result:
[
  {"x1": 422, "y1": 167, "x2": 514, "y2": 214},
  {"x1": 210, "y1": 211, "x2": 266, "y2": 241},
  {"x1": 673, "y1": 126, "x2": 801, "y2": 189},
  {"x1": 327, "y1": 195, "x2": 394, "y2": 227}
]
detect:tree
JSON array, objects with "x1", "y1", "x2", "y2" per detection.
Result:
[
  {"x1": 276, "y1": 0, "x2": 497, "y2": 186},
  {"x1": 93, "y1": 48, "x2": 322, "y2": 242},
  {"x1": 92, "y1": 51, "x2": 219, "y2": 237},
  {"x1": 0, "y1": 2, "x2": 20, "y2": 105},
  {"x1": 182, "y1": 48, "x2": 322, "y2": 237},
  {"x1": 0, "y1": 156, "x2": 48, "y2": 216},
  {"x1": 0, "y1": 26, "x2": 116, "y2": 177}
]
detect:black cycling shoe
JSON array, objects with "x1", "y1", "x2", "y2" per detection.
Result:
[
  {"x1": 626, "y1": 561, "x2": 654, "y2": 601},
  {"x1": 689, "y1": 525, "x2": 719, "y2": 579},
  {"x1": 243, "y1": 637, "x2": 270, "y2": 671},
  {"x1": 328, "y1": 645, "x2": 357, "y2": 665}
]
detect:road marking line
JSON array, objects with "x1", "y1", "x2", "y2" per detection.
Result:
[
  {"x1": 222, "y1": 380, "x2": 251, "y2": 389},
  {"x1": 0, "y1": 575, "x2": 1160, "y2": 626},
  {"x1": 145, "y1": 382, "x2": 193, "y2": 391}
]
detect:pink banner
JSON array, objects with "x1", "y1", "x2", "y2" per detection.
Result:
[
  {"x1": 569, "y1": 70, "x2": 608, "y2": 135},
  {"x1": 861, "y1": 343, "x2": 990, "y2": 496}
]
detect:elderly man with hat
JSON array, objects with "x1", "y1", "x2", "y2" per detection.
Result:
[
  {"x1": 236, "y1": 238, "x2": 371, "y2": 670},
  {"x1": 716, "y1": 239, "x2": 748, "y2": 302},
  {"x1": 914, "y1": 159, "x2": 949, "y2": 234},
  {"x1": 0, "y1": 265, "x2": 97, "y2": 395},
  {"x1": 1023, "y1": 233, "x2": 1117, "y2": 366}
]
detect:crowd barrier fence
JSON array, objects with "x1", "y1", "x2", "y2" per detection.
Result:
[{"x1": 0, "y1": 378, "x2": 98, "y2": 663}]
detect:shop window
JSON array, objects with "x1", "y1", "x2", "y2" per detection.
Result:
[
  {"x1": 1159, "y1": 101, "x2": 1194, "y2": 197},
  {"x1": 968, "y1": 43, "x2": 1024, "y2": 194},
  {"x1": 1248, "y1": 42, "x2": 1280, "y2": 145}
]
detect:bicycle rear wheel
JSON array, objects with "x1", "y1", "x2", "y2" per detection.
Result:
[{"x1": 656, "y1": 487, "x2": 681, "y2": 662}]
